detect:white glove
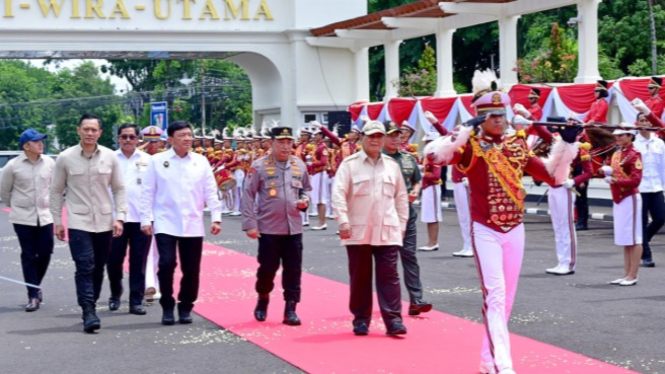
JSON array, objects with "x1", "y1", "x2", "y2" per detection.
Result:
[
  {"x1": 601, "y1": 165, "x2": 613, "y2": 177},
  {"x1": 424, "y1": 111, "x2": 439, "y2": 124},
  {"x1": 359, "y1": 115, "x2": 370, "y2": 124},
  {"x1": 462, "y1": 177, "x2": 469, "y2": 187},
  {"x1": 513, "y1": 103, "x2": 530, "y2": 118},
  {"x1": 512, "y1": 115, "x2": 533, "y2": 128},
  {"x1": 631, "y1": 98, "x2": 651, "y2": 115},
  {"x1": 604, "y1": 176, "x2": 613, "y2": 184},
  {"x1": 310, "y1": 120, "x2": 323, "y2": 129},
  {"x1": 563, "y1": 179, "x2": 575, "y2": 189}
]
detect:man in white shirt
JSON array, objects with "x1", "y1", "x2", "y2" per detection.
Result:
[
  {"x1": 106, "y1": 124, "x2": 152, "y2": 315},
  {"x1": 0, "y1": 129, "x2": 55, "y2": 312},
  {"x1": 634, "y1": 110, "x2": 665, "y2": 267},
  {"x1": 140, "y1": 121, "x2": 222, "y2": 325}
]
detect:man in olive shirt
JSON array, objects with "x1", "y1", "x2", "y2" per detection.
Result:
[
  {"x1": 50, "y1": 114, "x2": 127, "y2": 333},
  {"x1": 0, "y1": 129, "x2": 55, "y2": 312},
  {"x1": 382, "y1": 122, "x2": 433, "y2": 316},
  {"x1": 242, "y1": 127, "x2": 311, "y2": 325}
]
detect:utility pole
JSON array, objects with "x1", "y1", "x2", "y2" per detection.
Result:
[
  {"x1": 648, "y1": 0, "x2": 658, "y2": 75},
  {"x1": 201, "y1": 60, "x2": 207, "y2": 135}
]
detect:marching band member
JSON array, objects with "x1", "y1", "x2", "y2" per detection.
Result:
[
  {"x1": 645, "y1": 76, "x2": 664, "y2": 119},
  {"x1": 513, "y1": 88, "x2": 543, "y2": 149},
  {"x1": 228, "y1": 128, "x2": 246, "y2": 216},
  {"x1": 308, "y1": 127, "x2": 330, "y2": 231},
  {"x1": 419, "y1": 132, "x2": 443, "y2": 252},
  {"x1": 294, "y1": 127, "x2": 312, "y2": 226},
  {"x1": 583, "y1": 80, "x2": 609, "y2": 124},
  {"x1": 519, "y1": 117, "x2": 593, "y2": 275},
  {"x1": 399, "y1": 121, "x2": 420, "y2": 162},
  {"x1": 601, "y1": 124, "x2": 643, "y2": 286},
  {"x1": 425, "y1": 70, "x2": 579, "y2": 374},
  {"x1": 632, "y1": 99, "x2": 665, "y2": 268}
]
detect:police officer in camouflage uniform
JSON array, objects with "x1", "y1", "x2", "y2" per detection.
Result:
[
  {"x1": 382, "y1": 122, "x2": 433, "y2": 316},
  {"x1": 241, "y1": 127, "x2": 312, "y2": 326}
]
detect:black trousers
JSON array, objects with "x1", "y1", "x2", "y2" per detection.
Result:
[
  {"x1": 346, "y1": 245, "x2": 402, "y2": 326},
  {"x1": 574, "y1": 184, "x2": 589, "y2": 226},
  {"x1": 255, "y1": 234, "x2": 303, "y2": 302},
  {"x1": 641, "y1": 192, "x2": 665, "y2": 261},
  {"x1": 155, "y1": 234, "x2": 203, "y2": 312},
  {"x1": 399, "y1": 212, "x2": 423, "y2": 302},
  {"x1": 107, "y1": 222, "x2": 151, "y2": 306},
  {"x1": 68, "y1": 229, "x2": 113, "y2": 308},
  {"x1": 14, "y1": 223, "x2": 53, "y2": 299}
]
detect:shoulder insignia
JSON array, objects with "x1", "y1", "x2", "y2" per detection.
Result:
[
  {"x1": 579, "y1": 142, "x2": 592, "y2": 151},
  {"x1": 635, "y1": 158, "x2": 643, "y2": 170}
]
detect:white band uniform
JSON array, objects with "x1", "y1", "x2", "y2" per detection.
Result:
[
  {"x1": 310, "y1": 171, "x2": 329, "y2": 206},
  {"x1": 548, "y1": 186, "x2": 578, "y2": 271},
  {"x1": 453, "y1": 182, "x2": 473, "y2": 251},
  {"x1": 613, "y1": 194, "x2": 643, "y2": 246},
  {"x1": 420, "y1": 185, "x2": 442, "y2": 223}
]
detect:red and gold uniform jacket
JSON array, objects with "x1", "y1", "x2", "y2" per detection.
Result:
[
  {"x1": 528, "y1": 104, "x2": 543, "y2": 121},
  {"x1": 447, "y1": 132, "x2": 561, "y2": 233},
  {"x1": 225, "y1": 150, "x2": 242, "y2": 172},
  {"x1": 533, "y1": 126, "x2": 593, "y2": 187},
  {"x1": 645, "y1": 96, "x2": 664, "y2": 120},
  {"x1": 422, "y1": 158, "x2": 442, "y2": 190},
  {"x1": 583, "y1": 99, "x2": 609, "y2": 124},
  {"x1": 609, "y1": 144, "x2": 643, "y2": 204},
  {"x1": 309, "y1": 142, "x2": 329, "y2": 175},
  {"x1": 294, "y1": 141, "x2": 308, "y2": 162},
  {"x1": 327, "y1": 148, "x2": 337, "y2": 178}
]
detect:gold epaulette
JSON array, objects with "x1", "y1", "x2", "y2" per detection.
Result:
[
  {"x1": 579, "y1": 142, "x2": 591, "y2": 151},
  {"x1": 580, "y1": 154, "x2": 590, "y2": 161},
  {"x1": 515, "y1": 130, "x2": 526, "y2": 139},
  {"x1": 409, "y1": 143, "x2": 419, "y2": 150}
]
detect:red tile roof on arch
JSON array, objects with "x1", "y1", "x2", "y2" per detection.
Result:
[{"x1": 310, "y1": 0, "x2": 516, "y2": 37}]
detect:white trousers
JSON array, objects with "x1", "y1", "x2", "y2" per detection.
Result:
[
  {"x1": 326, "y1": 176, "x2": 335, "y2": 216},
  {"x1": 613, "y1": 194, "x2": 643, "y2": 246},
  {"x1": 548, "y1": 186, "x2": 578, "y2": 271},
  {"x1": 421, "y1": 185, "x2": 443, "y2": 223},
  {"x1": 311, "y1": 172, "x2": 328, "y2": 206},
  {"x1": 454, "y1": 182, "x2": 472, "y2": 251},
  {"x1": 145, "y1": 236, "x2": 160, "y2": 292},
  {"x1": 472, "y1": 222, "x2": 524, "y2": 372},
  {"x1": 233, "y1": 169, "x2": 245, "y2": 212}
]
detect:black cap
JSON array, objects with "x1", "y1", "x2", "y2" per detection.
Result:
[
  {"x1": 384, "y1": 121, "x2": 401, "y2": 135},
  {"x1": 595, "y1": 80, "x2": 608, "y2": 91},
  {"x1": 649, "y1": 77, "x2": 662, "y2": 88},
  {"x1": 528, "y1": 88, "x2": 541, "y2": 98},
  {"x1": 271, "y1": 127, "x2": 295, "y2": 140},
  {"x1": 546, "y1": 116, "x2": 566, "y2": 123}
]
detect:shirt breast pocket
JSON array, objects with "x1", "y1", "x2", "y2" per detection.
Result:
[
  {"x1": 68, "y1": 167, "x2": 86, "y2": 180},
  {"x1": 352, "y1": 175, "x2": 371, "y2": 196},
  {"x1": 382, "y1": 176, "x2": 396, "y2": 197}
]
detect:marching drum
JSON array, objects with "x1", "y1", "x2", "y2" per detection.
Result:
[{"x1": 215, "y1": 168, "x2": 237, "y2": 192}]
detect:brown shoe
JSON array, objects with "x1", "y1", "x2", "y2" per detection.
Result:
[
  {"x1": 25, "y1": 298, "x2": 40, "y2": 312},
  {"x1": 145, "y1": 287, "x2": 156, "y2": 303}
]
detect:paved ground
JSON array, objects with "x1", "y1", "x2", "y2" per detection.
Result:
[{"x1": 1, "y1": 207, "x2": 664, "y2": 374}]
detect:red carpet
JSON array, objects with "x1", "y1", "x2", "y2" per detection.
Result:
[{"x1": 192, "y1": 243, "x2": 636, "y2": 374}]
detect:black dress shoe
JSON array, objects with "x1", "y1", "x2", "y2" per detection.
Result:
[
  {"x1": 282, "y1": 300, "x2": 301, "y2": 326},
  {"x1": 129, "y1": 305, "x2": 147, "y2": 315},
  {"x1": 82, "y1": 309, "x2": 101, "y2": 333},
  {"x1": 408, "y1": 299, "x2": 433, "y2": 316},
  {"x1": 641, "y1": 259, "x2": 656, "y2": 268},
  {"x1": 179, "y1": 310, "x2": 193, "y2": 324},
  {"x1": 108, "y1": 297, "x2": 121, "y2": 311},
  {"x1": 353, "y1": 322, "x2": 369, "y2": 336},
  {"x1": 254, "y1": 294, "x2": 269, "y2": 322},
  {"x1": 575, "y1": 223, "x2": 588, "y2": 231},
  {"x1": 385, "y1": 321, "x2": 407, "y2": 336},
  {"x1": 25, "y1": 298, "x2": 40, "y2": 312},
  {"x1": 38, "y1": 290, "x2": 43, "y2": 303},
  {"x1": 162, "y1": 309, "x2": 175, "y2": 325}
]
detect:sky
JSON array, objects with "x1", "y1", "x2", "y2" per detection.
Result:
[{"x1": 27, "y1": 59, "x2": 131, "y2": 93}]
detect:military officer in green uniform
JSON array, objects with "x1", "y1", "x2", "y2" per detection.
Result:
[
  {"x1": 241, "y1": 127, "x2": 312, "y2": 326},
  {"x1": 382, "y1": 122, "x2": 433, "y2": 316}
]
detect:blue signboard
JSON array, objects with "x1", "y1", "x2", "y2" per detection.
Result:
[{"x1": 150, "y1": 101, "x2": 168, "y2": 130}]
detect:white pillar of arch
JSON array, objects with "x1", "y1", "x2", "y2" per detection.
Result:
[
  {"x1": 384, "y1": 39, "x2": 402, "y2": 101},
  {"x1": 498, "y1": 15, "x2": 520, "y2": 88},
  {"x1": 575, "y1": 0, "x2": 603, "y2": 83},
  {"x1": 434, "y1": 27, "x2": 457, "y2": 97},
  {"x1": 353, "y1": 47, "x2": 370, "y2": 102}
]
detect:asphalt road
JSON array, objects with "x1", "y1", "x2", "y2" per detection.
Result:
[{"x1": 1, "y1": 208, "x2": 664, "y2": 374}]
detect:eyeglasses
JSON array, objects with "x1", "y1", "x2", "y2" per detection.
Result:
[{"x1": 120, "y1": 135, "x2": 137, "y2": 140}]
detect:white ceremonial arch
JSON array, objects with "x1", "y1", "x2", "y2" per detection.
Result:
[{"x1": 0, "y1": 0, "x2": 368, "y2": 127}]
